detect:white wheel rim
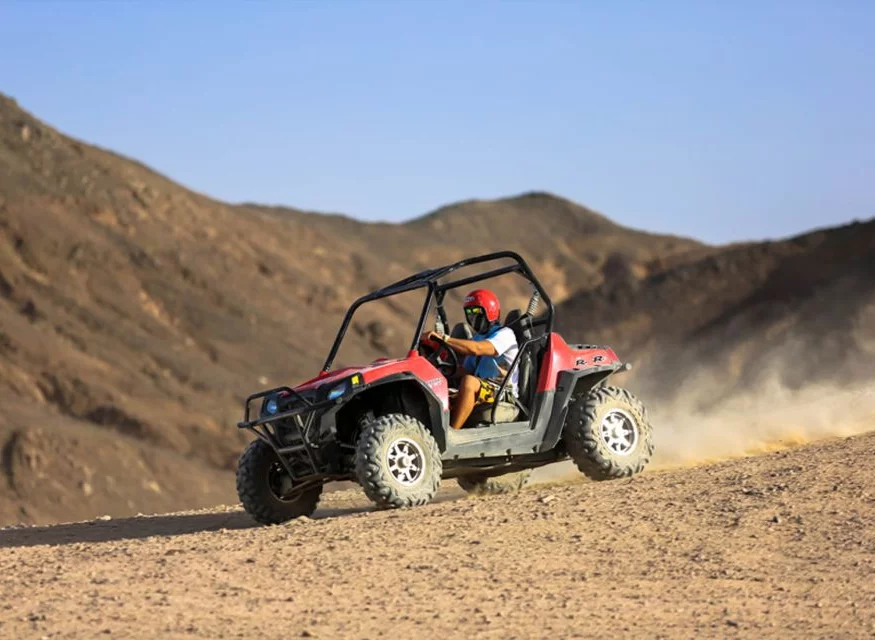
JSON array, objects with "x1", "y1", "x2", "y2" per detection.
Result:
[
  {"x1": 386, "y1": 437, "x2": 425, "y2": 486},
  {"x1": 600, "y1": 409, "x2": 639, "y2": 456}
]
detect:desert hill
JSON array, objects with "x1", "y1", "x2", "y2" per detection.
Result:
[
  {"x1": 0, "y1": 93, "x2": 700, "y2": 524},
  {"x1": 2, "y1": 92, "x2": 872, "y2": 526},
  {"x1": 555, "y1": 217, "x2": 875, "y2": 414}
]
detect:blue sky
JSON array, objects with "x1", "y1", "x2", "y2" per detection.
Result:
[{"x1": 3, "y1": 1, "x2": 874, "y2": 243}]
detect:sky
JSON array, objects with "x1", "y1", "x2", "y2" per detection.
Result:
[{"x1": 2, "y1": 1, "x2": 874, "y2": 244}]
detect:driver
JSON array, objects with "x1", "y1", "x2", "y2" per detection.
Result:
[{"x1": 422, "y1": 289, "x2": 519, "y2": 429}]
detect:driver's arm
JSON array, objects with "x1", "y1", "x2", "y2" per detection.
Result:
[{"x1": 428, "y1": 332, "x2": 497, "y2": 358}]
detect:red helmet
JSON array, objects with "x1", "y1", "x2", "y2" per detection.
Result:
[{"x1": 463, "y1": 289, "x2": 500, "y2": 334}]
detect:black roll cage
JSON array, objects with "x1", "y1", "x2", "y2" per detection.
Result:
[{"x1": 321, "y1": 251, "x2": 555, "y2": 373}]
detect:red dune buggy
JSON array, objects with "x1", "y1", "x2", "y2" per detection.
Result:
[{"x1": 236, "y1": 252, "x2": 654, "y2": 524}]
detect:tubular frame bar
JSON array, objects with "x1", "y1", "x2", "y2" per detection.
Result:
[{"x1": 320, "y1": 251, "x2": 555, "y2": 373}]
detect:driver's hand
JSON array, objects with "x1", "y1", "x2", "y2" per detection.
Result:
[{"x1": 421, "y1": 331, "x2": 444, "y2": 344}]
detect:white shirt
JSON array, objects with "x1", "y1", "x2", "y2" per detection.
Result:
[{"x1": 463, "y1": 326, "x2": 520, "y2": 396}]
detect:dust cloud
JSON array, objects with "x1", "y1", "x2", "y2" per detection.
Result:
[
  {"x1": 651, "y1": 379, "x2": 875, "y2": 469},
  {"x1": 530, "y1": 379, "x2": 875, "y2": 485}
]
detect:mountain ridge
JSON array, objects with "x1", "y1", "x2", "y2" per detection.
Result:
[
  {"x1": 0, "y1": 93, "x2": 702, "y2": 524},
  {"x1": 0, "y1": 91, "x2": 703, "y2": 247},
  {"x1": 2, "y1": 92, "x2": 872, "y2": 526}
]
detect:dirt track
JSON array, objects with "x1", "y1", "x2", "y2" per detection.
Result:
[{"x1": 2, "y1": 432, "x2": 875, "y2": 639}]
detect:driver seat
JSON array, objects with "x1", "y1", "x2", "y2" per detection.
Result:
[{"x1": 501, "y1": 308, "x2": 536, "y2": 408}]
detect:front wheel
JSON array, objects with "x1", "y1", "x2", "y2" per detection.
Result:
[
  {"x1": 355, "y1": 413, "x2": 442, "y2": 509},
  {"x1": 563, "y1": 386, "x2": 654, "y2": 480},
  {"x1": 236, "y1": 439, "x2": 322, "y2": 525}
]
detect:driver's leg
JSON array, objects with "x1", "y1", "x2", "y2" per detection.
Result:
[{"x1": 450, "y1": 374, "x2": 481, "y2": 430}]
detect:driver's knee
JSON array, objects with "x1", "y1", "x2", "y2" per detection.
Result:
[{"x1": 459, "y1": 374, "x2": 480, "y2": 396}]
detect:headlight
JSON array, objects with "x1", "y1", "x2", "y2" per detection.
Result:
[
  {"x1": 265, "y1": 398, "x2": 279, "y2": 415},
  {"x1": 325, "y1": 373, "x2": 363, "y2": 401},
  {"x1": 327, "y1": 380, "x2": 350, "y2": 401}
]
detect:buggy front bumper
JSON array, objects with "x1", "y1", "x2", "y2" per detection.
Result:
[
  {"x1": 237, "y1": 385, "x2": 334, "y2": 429},
  {"x1": 237, "y1": 385, "x2": 346, "y2": 482}
]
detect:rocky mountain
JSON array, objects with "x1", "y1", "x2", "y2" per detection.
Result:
[
  {"x1": 0, "y1": 93, "x2": 701, "y2": 524},
  {"x1": 556, "y1": 218, "x2": 875, "y2": 412},
  {"x1": 3, "y1": 91, "x2": 871, "y2": 526}
]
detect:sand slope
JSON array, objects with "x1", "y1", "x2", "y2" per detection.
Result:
[{"x1": 2, "y1": 431, "x2": 874, "y2": 638}]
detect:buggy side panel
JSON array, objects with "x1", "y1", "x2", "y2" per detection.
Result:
[
  {"x1": 535, "y1": 333, "x2": 621, "y2": 392},
  {"x1": 441, "y1": 389, "x2": 556, "y2": 461},
  {"x1": 359, "y1": 355, "x2": 449, "y2": 412},
  {"x1": 441, "y1": 335, "x2": 625, "y2": 461}
]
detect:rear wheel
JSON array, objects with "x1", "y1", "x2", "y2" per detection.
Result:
[
  {"x1": 355, "y1": 413, "x2": 442, "y2": 508},
  {"x1": 563, "y1": 386, "x2": 654, "y2": 480},
  {"x1": 236, "y1": 439, "x2": 322, "y2": 525},
  {"x1": 457, "y1": 470, "x2": 531, "y2": 495}
]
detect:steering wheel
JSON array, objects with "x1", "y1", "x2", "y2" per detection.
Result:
[{"x1": 419, "y1": 335, "x2": 460, "y2": 378}]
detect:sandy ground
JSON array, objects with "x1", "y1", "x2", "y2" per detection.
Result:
[{"x1": 2, "y1": 432, "x2": 875, "y2": 639}]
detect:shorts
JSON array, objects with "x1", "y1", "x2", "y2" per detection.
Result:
[{"x1": 476, "y1": 379, "x2": 502, "y2": 405}]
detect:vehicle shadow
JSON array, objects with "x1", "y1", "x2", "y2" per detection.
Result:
[{"x1": 0, "y1": 503, "x2": 375, "y2": 550}]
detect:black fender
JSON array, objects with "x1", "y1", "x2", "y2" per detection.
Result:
[
  {"x1": 374, "y1": 373, "x2": 451, "y2": 451},
  {"x1": 322, "y1": 373, "x2": 450, "y2": 452},
  {"x1": 540, "y1": 363, "x2": 630, "y2": 450}
]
